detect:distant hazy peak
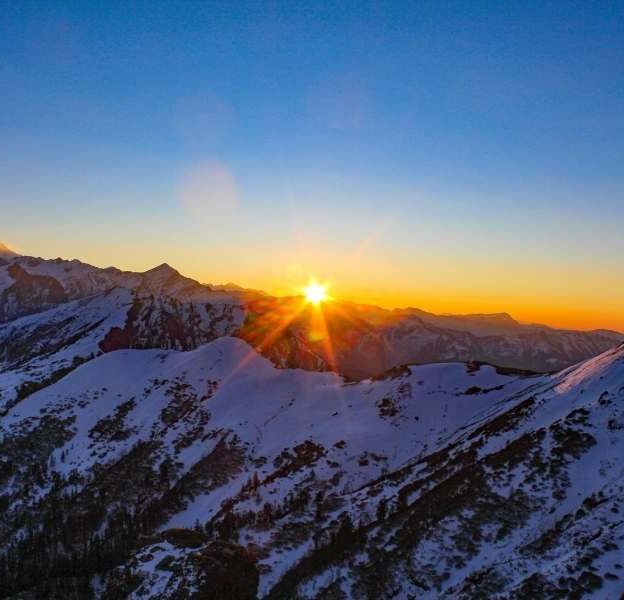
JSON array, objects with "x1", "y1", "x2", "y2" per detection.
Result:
[
  {"x1": 0, "y1": 242, "x2": 19, "y2": 257},
  {"x1": 459, "y1": 312, "x2": 519, "y2": 325}
]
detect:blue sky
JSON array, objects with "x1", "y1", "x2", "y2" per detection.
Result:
[{"x1": 1, "y1": 1, "x2": 623, "y2": 328}]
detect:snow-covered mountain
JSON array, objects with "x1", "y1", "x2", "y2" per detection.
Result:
[
  {"x1": 0, "y1": 256, "x2": 247, "y2": 414},
  {"x1": 0, "y1": 254, "x2": 246, "y2": 323},
  {"x1": 0, "y1": 249, "x2": 621, "y2": 419},
  {"x1": 1, "y1": 246, "x2": 623, "y2": 598},
  {"x1": 1, "y1": 335, "x2": 623, "y2": 598}
]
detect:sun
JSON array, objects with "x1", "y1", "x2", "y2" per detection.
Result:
[{"x1": 303, "y1": 281, "x2": 328, "y2": 305}]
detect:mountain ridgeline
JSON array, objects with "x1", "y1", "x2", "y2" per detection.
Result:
[
  {"x1": 0, "y1": 248, "x2": 623, "y2": 599},
  {"x1": 0, "y1": 250, "x2": 621, "y2": 413}
]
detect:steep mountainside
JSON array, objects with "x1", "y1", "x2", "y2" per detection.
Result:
[
  {"x1": 0, "y1": 256, "x2": 247, "y2": 413},
  {"x1": 0, "y1": 338, "x2": 623, "y2": 598}
]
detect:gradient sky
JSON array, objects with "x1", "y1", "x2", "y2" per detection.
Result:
[{"x1": 1, "y1": 1, "x2": 623, "y2": 331}]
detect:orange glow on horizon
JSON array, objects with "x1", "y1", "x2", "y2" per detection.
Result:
[{"x1": 7, "y1": 234, "x2": 623, "y2": 334}]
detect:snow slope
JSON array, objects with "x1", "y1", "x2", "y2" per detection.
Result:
[
  {"x1": 0, "y1": 288, "x2": 132, "y2": 413},
  {"x1": 1, "y1": 337, "x2": 623, "y2": 598},
  {"x1": 0, "y1": 258, "x2": 246, "y2": 412}
]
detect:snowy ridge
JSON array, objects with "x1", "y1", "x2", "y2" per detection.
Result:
[
  {"x1": 0, "y1": 338, "x2": 623, "y2": 597},
  {"x1": 0, "y1": 288, "x2": 132, "y2": 414},
  {"x1": 0, "y1": 250, "x2": 621, "y2": 387},
  {"x1": 0, "y1": 255, "x2": 243, "y2": 312},
  {"x1": 0, "y1": 255, "x2": 248, "y2": 412}
]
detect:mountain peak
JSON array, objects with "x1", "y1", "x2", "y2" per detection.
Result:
[
  {"x1": 0, "y1": 242, "x2": 19, "y2": 257},
  {"x1": 137, "y1": 262, "x2": 204, "y2": 297},
  {"x1": 144, "y1": 262, "x2": 179, "y2": 276}
]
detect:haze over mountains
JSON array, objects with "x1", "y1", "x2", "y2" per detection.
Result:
[{"x1": 0, "y1": 245, "x2": 623, "y2": 597}]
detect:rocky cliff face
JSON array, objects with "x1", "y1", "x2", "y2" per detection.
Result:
[{"x1": 0, "y1": 264, "x2": 68, "y2": 322}]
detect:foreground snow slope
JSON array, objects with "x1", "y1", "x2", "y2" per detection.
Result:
[{"x1": 1, "y1": 338, "x2": 623, "y2": 598}]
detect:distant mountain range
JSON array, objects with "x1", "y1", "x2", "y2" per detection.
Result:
[
  {"x1": 238, "y1": 296, "x2": 622, "y2": 379},
  {"x1": 0, "y1": 246, "x2": 621, "y2": 417}
]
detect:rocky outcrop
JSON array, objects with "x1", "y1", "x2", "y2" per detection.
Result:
[{"x1": 0, "y1": 264, "x2": 67, "y2": 322}]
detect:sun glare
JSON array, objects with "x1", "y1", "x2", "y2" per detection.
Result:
[{"x1": 303, "y1": 281, "x2": 328, "y2": 305}]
